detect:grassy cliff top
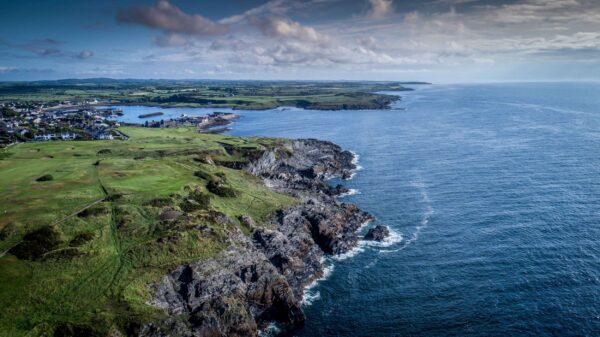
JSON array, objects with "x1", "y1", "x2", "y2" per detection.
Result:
[{"x1": 0, "y1": 127, "x2": 295, "y2": 337}]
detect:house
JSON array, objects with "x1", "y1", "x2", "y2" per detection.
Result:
[
  {"x1": 61, "y1": 133, "x2": 76, "y2": 140},
  {"x1": 95, "y1": 132, "x2": 114, "y2": 140},
  {"x1": 34, "y1": 133, "x2": 56, "y2": 141}
]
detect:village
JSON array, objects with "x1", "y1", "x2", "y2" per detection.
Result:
[{"x1": 0, "y1": 100, "x2": 239, "y2": 147}]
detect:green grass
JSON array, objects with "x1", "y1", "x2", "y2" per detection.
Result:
[{"x1": 0, "y1": 127, "x2": 295, "y2": 337}]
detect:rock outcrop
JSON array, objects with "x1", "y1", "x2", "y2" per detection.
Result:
[
  {"x1": 364, "y1": 225, "x2": 390, "y2": 241},
  {"x1": 142, "y1": 139, "x2": 372, "y2": 337}
]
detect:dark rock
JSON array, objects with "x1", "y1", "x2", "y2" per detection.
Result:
[
  {"x1": 146, "y1": 244, "x2": 304, "y2": 337},
  {"x1": 364, "y1": 225, "x2": 390, "y2": 241},
  {"x1": 159, "y1": 210, "x2": 182, "y2": 221}
]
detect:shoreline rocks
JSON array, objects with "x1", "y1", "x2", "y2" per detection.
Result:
[
  {"x1": 364, "y1": 225, "x2": 391, "y2": 241},
  {"x1": 142, "y1": 139, "x2": 371, "y2": 337}
]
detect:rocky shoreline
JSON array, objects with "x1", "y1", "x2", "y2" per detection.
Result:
[{"x1": 141, "y1": 139, "x2": 373, "y2": 337}]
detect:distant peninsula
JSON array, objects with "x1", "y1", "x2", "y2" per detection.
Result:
[{"x1": 0, "y1": 79, "x2": 430, "y2": 111}]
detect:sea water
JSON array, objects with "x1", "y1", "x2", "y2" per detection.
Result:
[{"x1": 116, "y1": 83, "x2": 600, "y2": 336}]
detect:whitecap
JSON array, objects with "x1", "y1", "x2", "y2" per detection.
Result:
[
  {"x1": 339, "y1": 188, "x2": 360, "y2": 197},
  {"x1": 362, "y1": 228, "x2": 403, "y2": 248},
  {"x1": 301, "y1": 258, "x2": 334, "y2": 306},
  {"x1": 346, "y1": 151, "x2": 363, "y2": 180},
  {"x1": 258, "y1": 323, "x2": 282, "y2": 337},
  {"x1": 332, "y1": 245, "x2": 366, "y2": 261}
]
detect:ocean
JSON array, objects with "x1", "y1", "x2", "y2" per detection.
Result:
[{"x1": 118, "y1": 83, "x2": 600, "y2": 336}]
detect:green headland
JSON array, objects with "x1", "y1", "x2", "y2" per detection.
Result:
[{"x1": 0, "y1": 127, "x2": 295, "y2": 337}]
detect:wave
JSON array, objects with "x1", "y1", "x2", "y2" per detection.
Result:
[
  {"x1": 363, "y1": 228, "x2": 403, "y2": 248},
  {"x1": 380, "y1": 178, "x2": 434, "y2": 254},
  {"x1": 339, "y1": 188, "x2": 360, "y2": 197},
  {"x1": 332, "y1": 245, "x2": 366, "y2": 261},
  {"x1": 258, "y1": 323, "x2": 282, "y2": 337},
  {"x1": 346, "y1": 151, "x2": 363, "y2": 180},
  {"x1": 334, "y1": 225, "x2": 404, "y2": 260},
  {"x1": 302, "y1": 258, "x2": 334, "y2": 306}
]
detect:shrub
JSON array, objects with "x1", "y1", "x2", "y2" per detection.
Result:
[
  {"x1": 179, "y1": 189, "x2": 211, "y2": 212},
  {"x1": 194, "y1": 170, "x2": 213, "y2": 181},
  {"x1": 180, "y1": 199, "x2": 202, "y2": 212},
  {"x1": 77, "y1": 204, "x2": 108, "y2": 218},
  {"x1": 69, "y1": 232, "x2": 95, "y2": 247},
  {"x1": 10, "y1": 225, "x2": 62, "y2": 260},
  {"x1": 97, "y1": 149, "x2": 111, "y2": 155},
  {"x1": 106, "y1": 193, "x2": 123, "y2": 201},
  {"x1": 36, "y1": 174, "x2": 54, "y2": 182},
  {"x1": 189, "y1": 189, "x2": 211, "y2": 205},
  {"x1": 206, "y1": 179, "x2": 238, "y2": 198},
  {"x1": 144, "y1": 197, "x2": 173, "y2": 207}
]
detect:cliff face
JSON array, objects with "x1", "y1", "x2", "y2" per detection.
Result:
[{"x1": 142, "y1": 139, "x2": 372, "y2": 337}]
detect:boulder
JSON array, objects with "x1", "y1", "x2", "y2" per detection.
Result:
[
  {"x1": 159, "y1": 210, "x2": 182, "y2": 221},
  {"x1": 364, "y1": 225, "x2": 390, "y2": 241}
]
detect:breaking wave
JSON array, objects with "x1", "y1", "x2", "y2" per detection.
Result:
[{"x1": 302, "y1": 258, "x2": 334, "y2": 306}]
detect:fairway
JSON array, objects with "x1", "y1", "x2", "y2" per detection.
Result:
[{"x1": 0, "y1": 127, "x2": 295, "y2": 337}]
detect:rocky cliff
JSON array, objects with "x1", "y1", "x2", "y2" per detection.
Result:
[{"x1": 142, "y1": 139, "x2": 372, "y2": 337}]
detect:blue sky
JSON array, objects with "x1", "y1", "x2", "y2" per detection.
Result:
[{"x1": 1, "y1": 0, "x2": 599, "y2": 82}]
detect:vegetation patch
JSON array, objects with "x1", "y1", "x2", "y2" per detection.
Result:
[
  {"x1": 77, "y1": 204, "x2": 108, "y2": 218},
  {"x1": 207, "y1": 179, "x2": 239, "y2": 198},
  {"x1": 97, "y1": 149, "x2": 112, "y2": 155},
  {"x1": 9, "y1": 225, "x2": 62, "y2": 261},
  {"x1": 36, "y1": 174, "x2": 54, "y2": 182},
  {"x1": 144, "y1": 196, "x2": 173, "y2": 207},
  {"x1": 194, "y1": 169, "x2": 213, "y2": 181},
  {"x1": 69, "y1": 232, "x2": 95, "y2": 247}
]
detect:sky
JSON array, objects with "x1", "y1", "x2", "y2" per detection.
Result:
[{"x1": 1, "y1": 0, "x2": 600, "y2": 83}]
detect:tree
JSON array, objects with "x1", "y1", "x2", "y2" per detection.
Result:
[{"x1": 0, "y1": 107, "x2": 18, "y2": 118}]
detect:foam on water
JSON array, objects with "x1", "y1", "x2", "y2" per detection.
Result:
[
  {"x1": 346, "y1": 151, "x2": 363, "y2": 180},
  {"x1": 339, "y1": 189, "x2": 360, "y2": 197},
  {"x1": 334, "y1": 225, "x2": 404, "y2": 261},
  {"x1": 380, "y1": 179, "x2": 434, "y2": 254},
  {"x1": 258, "y1": 323, "x2": 282, "y2": 337},
  {"x1": 302, "y1": 258, "x2": 334, "y2": 306},
  {"x1": 363, "y1": 228, "x2": 404, "y2": 248},
  {"x1": 332, "y1": 245, "x2": 366, "y2": 261}
]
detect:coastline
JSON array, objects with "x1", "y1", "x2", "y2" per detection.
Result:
[
  {"x1": 93, "y1": 93, "x2": 402, "y2": 112},
  {"x1": 143, "y1": 140, "x2": 375, "y2": 336}
]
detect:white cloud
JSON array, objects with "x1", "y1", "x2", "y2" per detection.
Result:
[
  {"x1": 250, "y1": 16, "x2": 328, "y2": 43},
  {"x1": 367, "y1": 0, "x2": 394, "y2": 19}
]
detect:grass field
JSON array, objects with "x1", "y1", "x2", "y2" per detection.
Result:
[{"x1": 0, "y1": 127, "x2": 295, "y2": 337}]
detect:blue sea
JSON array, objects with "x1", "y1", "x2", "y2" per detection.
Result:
[{"x1": 118, "y1": 83, "x2": 600, "y2": 336}]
